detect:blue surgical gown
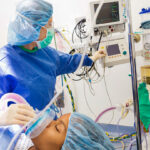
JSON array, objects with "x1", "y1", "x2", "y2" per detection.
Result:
[{"x1": 0, "y1": 44, "x2": 92, "y2": 110}]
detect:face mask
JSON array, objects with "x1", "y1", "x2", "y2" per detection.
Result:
[
  {"x1": 36, "y1": 28, "x2": 54, "y2": 49},
  {"x1": 25, "y1": 107, "x2": 56, "y2": 138}
]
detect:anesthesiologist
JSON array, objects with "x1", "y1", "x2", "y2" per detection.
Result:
[{"x1": 0, "y1": 0, "x2": 105, "y2": 126}]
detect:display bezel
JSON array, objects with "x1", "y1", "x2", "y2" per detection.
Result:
[{"x1": 90, "y1": 0, "x2": 124, "y2": 28}]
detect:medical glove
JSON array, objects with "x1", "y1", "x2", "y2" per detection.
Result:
[
  {"x1": 0, "y1": 104, "x2": 35, "y2": 126},
  {"x1": 90, "y1": 50, "x2": 106, "y2": 62}
]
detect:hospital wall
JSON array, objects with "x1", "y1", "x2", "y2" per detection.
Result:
[
  {"x1": 51, "y1": 0, "x2": 149, "y2": 126},
  {"x1": 0, "y1": 0, "x2": 149, "y2": 126}
]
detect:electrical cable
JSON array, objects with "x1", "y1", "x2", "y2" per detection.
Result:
[
  {"x1": 59, "y1": 108, "x2": 62, "y2": 116},
  {"x1": 85, "y1": 79, "x2": 95, "y2": 96},
  {"x1": 103, "y1": 76, "x2": 114, "y2": 123},
  {"x1": 108, "y1": 133, "x2": 136, "y2": 142},
  {"x1": 57, "y1": 30, "x2": 90, "y2": 78},
  {"x1": 54, "y1": 29, "x2": 58, "y2": 50},
  {"x1": 121, "y1": 104, "x2": 129, "y2": 119},
  {"x1": 63, "y1": 75, "x2": 76, "y2": 112},
  {"x1": 141, "y1": 127, "x2": 148, "y2": 150},
  {"x1": 55, "y1": 29, "x2": 104, "y2": 105},
  {"x1": 69, "y1": 28, "x2": 103, "y2": 79},
  {"x1": 116, "y1": 116, "x2": 123, "y2": 136},
  {"x1": 116, "y1": 109, "x2": 132, "y2": 137},
  {"x1": 91, "y1": 63, "x2": 105, "y2": 84},
  {"x1": 97, "y1": 31, "x2": 103, "y2": 51},
  {"x1": 54, "y1": 31, "x2": 86, "y2": 81},
  {"x1": 67, "y1": 74, "x2": 84, "y2": 81},
  {"x1": 51, "y1": 29, "x2": 60, "y2": 112},
  {"x1": 55, "y1": 29, "x2": 73, "y2": 50},
  {"x1": 56, "y1": 29, "x2": 102, "y2": 83},
  {"x1": 55, "y1": 29, "x2": 88, "y2": 76},
  {"x1": 106, "y1": 131, "x2": 136, "y2": 142},
  {"x1": 127, "y1": 139, "x2": 136, "y2": 150},
  {"x1": 69, "y1": 30, "x2": 103, "y2": 80},
  {"x1": 115, "y1": 144, "x2": 136, "y2": 150},
  {"x1": 53, "y1": 32, "x2": 76, "y2": 112},
  {"x1": 95, "y1": 102, "x2": 134, "y2": 146},
  {"x1": 76, "y1": 63, "x2": 95, "y2": 76},
  {"x1": 83, "y1": 80, "x2": 97, "y2": 117},
  {"x1": 120, "y1": 141, "x2": 125, "y2": 150},
  {"x1": 72, "y1": 18, "x2": 88, "y2": 43},
  {"x1": 93, "y1": 0, "x2": 104, "y2": 27}
]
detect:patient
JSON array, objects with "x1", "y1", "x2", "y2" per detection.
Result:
[{"x1": 28, "y1": 113, "x2": 114, "y2": 150}]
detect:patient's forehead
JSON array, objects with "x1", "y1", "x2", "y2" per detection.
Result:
[{"x1": 59, "y1": 113, "x2": 71, "y2": 120}]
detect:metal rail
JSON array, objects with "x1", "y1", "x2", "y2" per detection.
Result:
[{"x1": 127, "y1": 0, "x2": 142, "y2": 149}]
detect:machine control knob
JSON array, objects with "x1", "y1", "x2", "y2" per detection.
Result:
[{"x1": 123, "y1": 51, "x2": 127, "y2": 55}]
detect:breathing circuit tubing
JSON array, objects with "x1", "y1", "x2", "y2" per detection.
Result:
[
  {"x1": 7, "y1": 53, "x2": 80, "y2": 150},
  {"x1": 93, "y1": 0, "x2": 104, "y2": 28},
  {"x1": 95, "y1": 107, "x2": 116, "y2": 123},
  {"x1": 7, "y1": 89, "x2": 64, "y2": 150}
]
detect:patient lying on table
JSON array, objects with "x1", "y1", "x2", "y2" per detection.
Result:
[{"x1": 15, "y1": 112, "x2": 114, "y2": 150}]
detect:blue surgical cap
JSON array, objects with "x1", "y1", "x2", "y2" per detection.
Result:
[
  {"x1": 7, "y1": 0, "x2": 53, "y2": 46},
  {"x1": 62, "y1": 113, "x2": 115, "y2": 150}
]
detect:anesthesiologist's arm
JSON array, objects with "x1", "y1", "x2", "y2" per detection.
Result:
[
  {"x1": 56, "y1": 50, "x2": 105, "y2": 76},
  {"x1": 0, "y1": 75, "x2": 35, "y2": 126}
]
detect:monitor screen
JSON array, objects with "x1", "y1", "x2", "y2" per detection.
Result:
[
  {"x1": 94, "y1": 2, "x2": 120, "y2": 24},
  {"x1": 106, "y1": 44, "x2": 120, "y2": 56}
]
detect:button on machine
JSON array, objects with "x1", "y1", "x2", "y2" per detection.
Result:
[{"x1": 123, "y1": 51, "x2": 127, "y2": 55}]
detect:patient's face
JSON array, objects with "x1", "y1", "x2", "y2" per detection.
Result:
[{"x1": 32, "y1": 113, "x2": 71, "y2": 150}]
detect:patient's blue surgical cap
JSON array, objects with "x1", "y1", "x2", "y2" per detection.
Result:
[
  {"x1": 7, "y1": 0, "x2": 53, "y2": 46},
  {"x1": 62, "y1": 113, "x2": 115, "y2": 150}
]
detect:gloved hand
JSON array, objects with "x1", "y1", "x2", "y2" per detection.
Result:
[
  {"x1": 0, "y1": 104, "x2": 35, "y2": 126},
  {"x1": 90, "y1": 50, "x2": 106, "y2": 62}
]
